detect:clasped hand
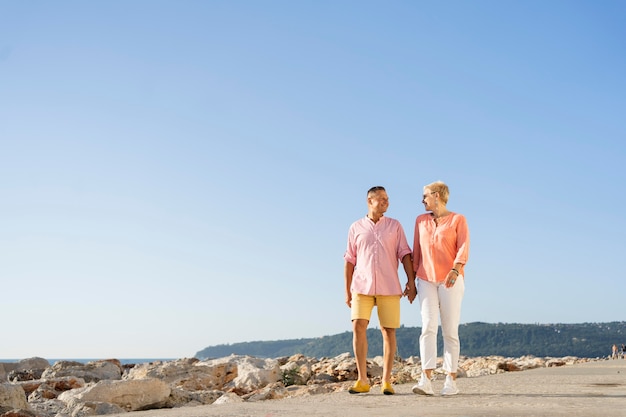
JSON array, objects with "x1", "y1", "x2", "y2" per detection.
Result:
[{"x1": 403, "y1": 282, "x2": 417, "y2": 304}]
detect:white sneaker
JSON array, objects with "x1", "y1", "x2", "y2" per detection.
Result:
[
  {"x1": 441, "y1": 375, "x2": 459, "y2": 396},
  {"x1": 412, "y1": 373, "x2": 434, "y2": 395}
]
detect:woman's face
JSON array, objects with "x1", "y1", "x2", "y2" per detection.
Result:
[{"x1": 422, "y1": 188, "x2": 437, "y2": 211}]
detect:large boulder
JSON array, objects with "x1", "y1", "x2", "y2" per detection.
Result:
[
  {"x1": 0, "y1": 358, "x2": 49, "y2": 383},
  {"x1": 15, "y1": 358, "x2": 49, "y2": 371},
  {"x1": 42, "y1": 360, "x2": 121, "y2": 383},
  {"x1": 165, "y1": 387, "x2": 224, "y2": 408},
  {"x1": 310, "y1": 352, "x2": 383, "y2": 382},
  {"x1": 0, "y1": 383, "x2": 29, "y2": 410},
  {"x1": 57, "y1": 378, "x2": 170, "y2": 411},
  {"x1": 279, "y1": 354, "x2": 315, "y2": 386},
  {"x1": 7, "y1": 369, "x2": 44, "y2": 383},
  {"x1": 27, "y1": 398, "x2": 66, "y2": 417},
  {"x1": 203, "y1": 355, "x2": 281, "y2": 393},
  {"x1": 125, "y1": 358, "x2": 237, "y2": 391},
  {"x1": 21, "y1": 376, "x2": 86, "y2": 400},
  {"x1": 0, "y1": 409, "x2": 37, "y2": 417},
  {"x1": 62, "y1": 398, "x2": 127, "y2": 417}
]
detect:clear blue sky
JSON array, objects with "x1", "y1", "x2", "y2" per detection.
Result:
[{"x1": 1, "y1": 1, "x2": 625, "y2": 359}]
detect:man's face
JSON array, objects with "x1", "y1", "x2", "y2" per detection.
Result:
[{"x1": 368, "y1": 190, "x2": 389, "y2": 214}]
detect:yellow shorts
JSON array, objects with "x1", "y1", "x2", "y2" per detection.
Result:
[{"x1": 351, "y1": 294, "x2": 401, "y2": 329}]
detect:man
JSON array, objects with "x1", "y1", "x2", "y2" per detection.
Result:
[{"x1": 344, "y1": 186, "x2": 416, "y2": 395}]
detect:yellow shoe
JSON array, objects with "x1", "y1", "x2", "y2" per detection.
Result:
[
  {"x1": 348, "y1": 380, "x2": 370, "y2": 394},
  {"x1": 382, "y1": 381, "x2": 395, "y2": 395}
]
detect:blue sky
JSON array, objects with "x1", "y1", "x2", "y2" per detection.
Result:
[{"x1": 1, "y1": 1, "x2": 625, "y2": 359}]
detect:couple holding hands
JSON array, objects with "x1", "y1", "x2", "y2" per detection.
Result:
[{"x1": 344, "y1": 181, "x2": 470, "y2": 396}]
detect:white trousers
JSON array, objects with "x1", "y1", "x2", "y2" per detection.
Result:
[{"x1": 418, "y1": 277, "x2": 465, "y2": 373}]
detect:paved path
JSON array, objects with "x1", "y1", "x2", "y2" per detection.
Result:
[{"x1": 114, "y1": 359, "x2": 626, "y2": 417}]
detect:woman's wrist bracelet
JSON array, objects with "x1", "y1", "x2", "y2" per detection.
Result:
[{"x1": 451, "y1": 268, "x2": 459, "y2": 275}]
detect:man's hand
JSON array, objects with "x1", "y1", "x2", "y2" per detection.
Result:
[{"x1": 403, "y1": 281, "x2": 417, "y2": 304}]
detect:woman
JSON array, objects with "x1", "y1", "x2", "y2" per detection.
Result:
[{"x1": 409, "y1": 181, "x2": 469, "y2": 396}]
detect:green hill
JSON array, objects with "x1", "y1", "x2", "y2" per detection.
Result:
[{"x1": 195, "y1": 322, "x2": 626, "y2": 359}]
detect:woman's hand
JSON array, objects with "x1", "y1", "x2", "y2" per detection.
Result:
[
  {"x1": 404, "y1": 281, "x2": 417, "y2": 303},
  {"x1": 445, "y1": 269, "x2": 459, "y2": 288}
]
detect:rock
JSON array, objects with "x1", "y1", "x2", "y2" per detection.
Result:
[
  {"x1": 280, "y1": 360, "x2": 312, "y2": 386},
  {"x1": 7, "y1": 370, "x2": 43, "y2": 383},
  {"x1": 165, "y1": 387, "x2": 224, "y2": 408},
  {"x1": 244, "y1": 382, "x2": 286, "y2": 402},
  {"x1": 15, "y1": 358, "x2": 50, "y2": 373},
  {"x1": 42, "y1": 361, "x2": 121, "y2": 383},
  {"x1": 308, "y1": 372, "x2": 338, "y2": 384},
  {"x1": 48, "y1": 377, "x2": 86, "y2": 392},
  {"x1": 57, "y1": 378, "x2": 170, "y2": 412},
  {"x1": 0, "y1": 384, "x2": 29, "y2": 411},
  {"x1": 212, "y1": 392, "x2": 244, "y2": 404},
  {"x1": 313, "y1": 353, "x2": 355, "y2": 382},
  {"x1": 513, "y1": 355, "x2": 545, "y2": 371},
  {"x1": 126, "y1": 357, "x2": 237, "y2": 391},
  {"x1": 24, "y1": 377, "x2": 86, "y2": 401},
  {"x1": 63, "y1": 399, "x2": 127, "y2": 417},
  {"x1": 0, "y1": 409, "x2": 37, "y2": 417},
  {"x1": 2, "y1": 353, "x2": 602, "y2": 412},
  {"x1": 27, "y1": 398, "x2": 66, "y2": 417},
  {"x1": 202, "y1": 355, "x2": 281, "y2": 393},
  {"x1": 546, "y1": 358, "x2": 567, "y2": 367},
  {"x1": 15, "y1": 381, "x2": 44, "y2": 398},
  {"x1": 0, "y1": 358, "x2": 49, "y2": 384}
]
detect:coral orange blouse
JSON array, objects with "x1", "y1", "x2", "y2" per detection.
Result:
[{"x1": 413, "y1": 212, "x2": 469, "y2": 283}]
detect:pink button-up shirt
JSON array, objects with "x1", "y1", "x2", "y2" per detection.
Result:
[
  {"x1": 413, "y1": 212, "x2": 469, "y2": 283},
  {"x1": 344, "y1": 216, "x2": 412, "y2": 296}
]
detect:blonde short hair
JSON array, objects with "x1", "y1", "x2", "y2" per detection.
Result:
[{"x1": 425, "y1": 181, "x2": 449, "y2": 204}]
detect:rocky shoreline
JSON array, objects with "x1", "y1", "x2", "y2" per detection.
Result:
[{"x1": 0, "y1": 353, "x2": 600, "y2": 417}]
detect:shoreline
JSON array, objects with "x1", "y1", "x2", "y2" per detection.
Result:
[
  {"x1": 104, "y1": 359, "x2": 626, "y2": 417},
  {"x1": 0, "y1": 359, "x2": 176, "y2": 365}
]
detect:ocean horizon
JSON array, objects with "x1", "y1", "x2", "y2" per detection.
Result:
[{"x1": 0, "y1": 358, "x2": 178, "y2": 365}]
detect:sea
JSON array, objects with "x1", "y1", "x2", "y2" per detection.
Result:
[{"x1": 0, "y1": 358, "x2": 177, "y2": 365}]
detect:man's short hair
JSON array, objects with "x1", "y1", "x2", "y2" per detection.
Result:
[{"x1": 367, "y1": 186, "x2": 386, "y2": 196}]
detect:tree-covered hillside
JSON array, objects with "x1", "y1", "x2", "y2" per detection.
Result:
[{"x1": 196, "y1": 322, "x2": 626, "y2": 359}]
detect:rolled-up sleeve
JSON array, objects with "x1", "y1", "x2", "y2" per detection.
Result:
[
  {"x1": 396, "y1": 223, "x2": 412, "y2": 261},
  {"x1": 344, "y1": 227, "x2": 357, "y2": 265},
  {"x1": 454, "y1": 215, "x2": 470, "y2": 265}
]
